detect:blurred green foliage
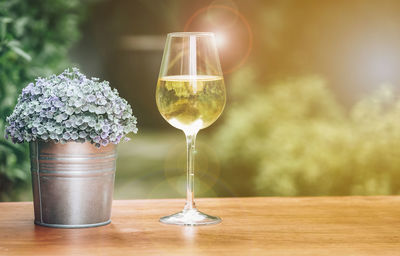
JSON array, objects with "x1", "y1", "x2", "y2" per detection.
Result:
[
  {"x1": 3, "y1": 0, "x2": 400, "y2": 200},
  {"x1": 214, "y1": 67, "x2": 400, "y2": 196},
  {"x1": 0, "y1": 0, "x2": 84, "y2": 200}
]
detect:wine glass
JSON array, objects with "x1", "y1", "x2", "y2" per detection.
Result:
[{"x1": 156, "y1": 32, "x2": 226, "y2": 225}]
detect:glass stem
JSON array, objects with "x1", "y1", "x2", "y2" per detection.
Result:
[{"x1": 184, "y1": 131, "x2": 197, "y2": 211}]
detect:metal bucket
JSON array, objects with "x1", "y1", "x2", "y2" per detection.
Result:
[{"x1": 30, "y1": 141, "x2": 117, "y2": 228}]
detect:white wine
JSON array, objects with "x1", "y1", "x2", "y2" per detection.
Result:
[
  {"x1": 156, "y1": 75, "x2": 226, "y2": 133},
  {"x1": 157, "y1": 32, "x2": 224, "y2": 225}
]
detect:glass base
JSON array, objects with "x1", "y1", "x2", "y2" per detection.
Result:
[{"x1": 160, "y1": 208, "x2": 221, "y2": 226}]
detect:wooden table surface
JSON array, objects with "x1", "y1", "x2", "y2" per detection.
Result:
[{"x1": 0, "y1": 197, "x2": 400, "y2": 256}]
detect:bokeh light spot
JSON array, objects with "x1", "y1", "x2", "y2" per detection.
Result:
[{"x1": 184, "y1": 4, "x2": 253, "y2": 74}]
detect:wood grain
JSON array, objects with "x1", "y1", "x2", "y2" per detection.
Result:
[{"x1": 0, "y1": 197, "x2": 400, "y2": 256}]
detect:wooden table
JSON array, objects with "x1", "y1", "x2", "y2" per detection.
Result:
[{"x1": 0, "y1": 197, "x2": 399, "y2": 255}]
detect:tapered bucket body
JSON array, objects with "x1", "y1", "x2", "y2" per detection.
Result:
[{"x1": 30, "y1": 141, "x2": 117, "y2": 228}]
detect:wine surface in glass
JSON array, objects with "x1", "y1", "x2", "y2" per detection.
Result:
[{"x1": 156, "y1": 75, "x2": 226, "y2": 133}]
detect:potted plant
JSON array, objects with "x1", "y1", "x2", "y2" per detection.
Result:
[{"x1": 5, "y1": 68, "x2": 137, "y2": 228}]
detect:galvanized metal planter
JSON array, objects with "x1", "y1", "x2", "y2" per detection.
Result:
[{"x1": 30, "y1": 141, "x2": 117, "y2": 228}]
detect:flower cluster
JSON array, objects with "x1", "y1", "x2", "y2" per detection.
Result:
[{"x1": 5, "y1": 68, "x2": 138, "y2": 147}]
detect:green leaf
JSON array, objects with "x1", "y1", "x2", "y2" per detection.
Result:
[
  {"x1": 0, "y1": 18, "x2": 12, "y2": 40},
  {"x1": 13, "y1": 168, "x2": 27, "y2": 180},
  {"x1": 14, "y1": 17, "x2": 28, "y2": 37},
  {"x1": 0, "y1": 0, "x2": 87, "y2": 201},
  {"x1": 0, "y1": 140, "x2": 25, "y2": 155},
  {"x1": 0, "y1": 18, "x2": 12, "y2": 24},
  {"x1": 7, "y1": 40, "x2": 31, "y2": 61}
]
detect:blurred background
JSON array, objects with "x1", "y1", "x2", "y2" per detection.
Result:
[{"x1": 2, "y1": 0, "x2": 400, "y2": 201}]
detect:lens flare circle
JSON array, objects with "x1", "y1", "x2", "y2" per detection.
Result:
[
  {"x1": 207, "y1": 0, "x2": 239, "y2": 28},
  {"x1": 184, "y1": 4, "x2": 253, "y2": 74}
]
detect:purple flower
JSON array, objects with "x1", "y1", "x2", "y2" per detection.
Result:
[
  {"x1": 32, "y1": 86, "x2": 41, "y2": 95},
  {"x1": 46, "y1": 111, "x2": 54, "y2": 118},
  {"x1": 80, "y1": 123, "x2": 88, "y2": 130},
  {"x1": 49, "y1": 133, "x2": 57, "y2": 140},
  {"x1": 55, "y1": 114, "x2": 66, "y2": 123},
  {"x1": 93, "y1": 136, "x2": 101, "y2": 143},
  {"x1": 65, "y1": 107, "x2": 74, "y2": 115},
  {"x1": 95, "y1": 106, "x2": 106, "y2": 114},
  {"x1": 86, "y1": 95, "x2": 96, "y2": 102},
  {"x1": 79, "y1": 131, "x2": 87, "y2": 138},
  {"x1": 96, "y1": 98, "x2": 107, "y2": 106},
  {"x1": 101, "y1": 131, "x2": 108, "y2": 139},
  {"x1": 62, "y1": 132, "x2": 71, "y2": 140},
  {"x1": 22, "y1": 83, "x2": 34, "y2": 95},
  {"x1": 65, "y1": 120, "x2": 73, "y2": 128},
  {"x1": 71, "y1": 132, "x2": 79, "y2": 140},
  {"x1": 81, "y1": 105, "x2": 89, "y2": 112},
  {"x1": 102, "y1": 124, "x2": 110, "y2": 132},
  {"x1": 113, "y1": 108, "x2": 122, "y2": 115},
  {"x1": 74, "y1": 100, "x2": 84, "y2": 108},
  {"x1": 75, "y1": 117, "x2": 83, "y2": 126},
  {"x1": 88, "y1": 120, "x2": 96, "y2": 127},
  {"x1": 89, "y1": 105, "x2": 96, "y2": 113},
  {"x1": 52, "y1": 98, "x2": 64, "y2": 108},
  {"x1": 100, "y1": 139, "x2": 109, "y2": 146},
  {"x1": 37, "y1": 127, "x2": 45, "y2": 135},
  {"x1": 4, "y1": 68, "x2": 137, "y2": 146},
  {"x1": 39, "y1": 110, "x2": 47, "y2": 118}
]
